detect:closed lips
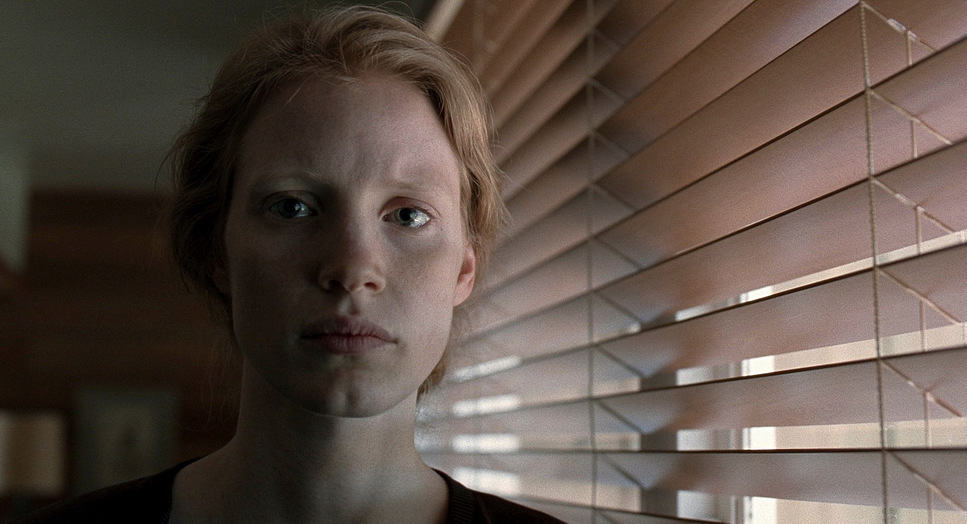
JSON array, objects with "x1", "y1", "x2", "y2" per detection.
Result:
[{"x1": 301, "y1": 317, "x2": 393, "y2": 342}]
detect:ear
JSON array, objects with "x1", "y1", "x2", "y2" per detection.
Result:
[{"x1": 453, "y1": 243, "x2": 476, "y2": 307}]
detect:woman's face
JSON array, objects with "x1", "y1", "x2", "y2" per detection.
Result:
[{"x1": 215, "y1": 74, "x2": 476, "y2": 418}]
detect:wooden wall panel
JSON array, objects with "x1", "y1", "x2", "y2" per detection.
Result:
[{"x1": 0, "y1": 190, "x2": 233, "y2": 500}]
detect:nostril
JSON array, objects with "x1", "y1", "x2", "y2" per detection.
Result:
[
  {"x1": 316, "y1": 246, "x2": 386, "y2": 293},
  {"x1": 320, "y1": 275, "x2": 383, "y2": 294}
]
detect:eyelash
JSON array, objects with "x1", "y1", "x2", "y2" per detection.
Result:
[
  {"x1": 268, "y1": 198, "x2": 316, "y2": 219},
  {"x1": 267, "y1": 197, "x2": 433, "y2": 229},
  {"x1": 385, "y1": 207, "x2": 432, "y2": 228}
]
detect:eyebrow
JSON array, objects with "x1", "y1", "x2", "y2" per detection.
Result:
[
  {"x1": 384, "y1": 177, "x2": 453, "y2": 200},
  {"x1": 243, "y1": 171, "x2": 457, "y2": 204},
  {"x1": 243, "y1": 175, "x2": 330, "y2": 205}
]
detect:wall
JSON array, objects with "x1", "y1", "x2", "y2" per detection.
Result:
[
  {"x1": 0, "y1": 190, "x2": 234, "y2": 510},
  {"x1": 0, "y1": 146, "x2": 28, "y2": 285}
]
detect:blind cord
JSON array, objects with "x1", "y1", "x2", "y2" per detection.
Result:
[
  {"x1": 858, "y1": 4, "x2": 890, "y2": 523},
  {"x1": 585, "y1": 0, "x2": 599, "y2": 521}
]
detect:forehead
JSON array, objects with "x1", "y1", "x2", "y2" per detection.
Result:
[{"x1": 235, "y1": 74, "x2": 462, "y2": 195}]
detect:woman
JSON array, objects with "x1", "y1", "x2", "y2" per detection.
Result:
[{"x1": 21, "y1": 6, "x2": 564, "y2": 524}]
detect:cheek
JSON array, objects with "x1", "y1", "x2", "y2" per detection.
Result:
[
  {"x1": 389, "y1": 242, "x2": 464, "y2": 340},
  {"x1": 225, "y1": 238, "x2": 301, "y2": 332},
  {"x1": 396, "y1": 240, "x2": 464, "y2": 298},
  {"x1": 226, "y1": 218, "x2": 304, "y2": 287}
]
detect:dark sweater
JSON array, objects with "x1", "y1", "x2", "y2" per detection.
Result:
[{"x1": 16, "y1": 459, "x2": 566, "y2": 523}]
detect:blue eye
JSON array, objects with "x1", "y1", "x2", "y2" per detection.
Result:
[
  {"x1": 270, "y1": 198, "x2": 315, "y2": 219},
  {"x1": 389, "y1": 207, "x2": 430, "y2": 228}
]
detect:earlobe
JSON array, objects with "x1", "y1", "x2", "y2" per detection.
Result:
[{"x1": 453, "y1": 244, "x2": 476, "y2": 307}]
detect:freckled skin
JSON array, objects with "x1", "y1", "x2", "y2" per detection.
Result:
[{"x1": 216, "y1": 75, "x2": 476, "y2": 419}]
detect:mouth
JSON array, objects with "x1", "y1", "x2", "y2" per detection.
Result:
[{"x1": 301, "y1": 316, "x2": 394, "y2": 354}]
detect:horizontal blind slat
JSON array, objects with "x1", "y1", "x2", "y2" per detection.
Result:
[
  {"x1": 431, "y1": 0, "x2": 967, "y2": 520},
  {"x1": 468, "y1": 0, "x2": 540, "y2": 76},
  {"x1": 501, "y1": 5, "x2": 966, "y2": 269},
  {"x1": 473, "y1": 240, "x2": 636, "y2": 333},
  {"x1": 479, "y1": 0, "x2": 574, "y2": 96},
  {"x1": 501, "y1": 135, "x2": 627, "y2": 241},
  {"x1": 865, "y1": 0, "x2": 967, "y2": 81},
  {"x1": 600, "y1": 242, "x2": 966, "y2": 372},
  {"x1": 599, "y1": 510, "x2": 721, "y2": 524},
  {"x1": 493, "y1": 0, "x2": 668, "y2": 161},
  {"x1": 500, "y1": 84, "x2": 623, "y2": 198},
  {"x1": 425, "y1": 449, "x2": 967, "y2": 511},
  {"x1": 472, "y1": 233, "x2": 965, "y2": 376},
  {"x1": 439, "y1": 347, "x2": 639, "y2": 409},
  {"x1": 434, "y1": 343, "x2": 967, "y2": 450},
  {"x1": 487, "y1": 187, "x2": 633, "y2": 288},
  {"x1": 607, "y1": 450, "x2": 882, "y2": 507},
  {"x1": 462, "y1": 292, "x2": 639, "y2": 363},
  {"x1": 596, "y1": 0, "x2": 853, "y2": 154},
  {"x1": 594, "y1": 0, "x2": 757, "y2": 101},
  {"x1": 598, "y1": 6, "x2": 967, "y2": 209},
  {"x1": 466, "y1": 239, "x2": 965, "y2": 388},
  {"x1": 494, "y1": 36, "x2": 614, "y2": 165},
  {"x1": 489, "y1": 0, "x2": 616, "y2": 127},
  {"x1": 598, "y1": 138, "x2": 967, "y2": 328},
  {"x1": 598, "y1": 7, "x2": 867, "y2": 209}
]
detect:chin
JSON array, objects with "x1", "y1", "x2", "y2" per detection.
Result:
[
  {"x1": 243, "y1": 351, "x2": 433, "y2": 420},
  {"x1": 286, "y1": 373, "x2": 420, "y2": 419}
]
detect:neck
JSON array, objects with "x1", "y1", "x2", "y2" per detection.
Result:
[{"x1": 173, "y1": 360, "x2": 447, "y2": 524}]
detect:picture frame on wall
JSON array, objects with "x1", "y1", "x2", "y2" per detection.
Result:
[{"x1": 72, "y1": 387, "x2": 177, "y2": 494}]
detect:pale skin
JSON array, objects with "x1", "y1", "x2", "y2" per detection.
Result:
[{"x1": 169, "y1": 74, "x2": 476, "y2": 523}]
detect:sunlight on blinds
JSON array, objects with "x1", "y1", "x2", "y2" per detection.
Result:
[{"x1": 418, "y1": 0, "x2": 967, "y2": 522}]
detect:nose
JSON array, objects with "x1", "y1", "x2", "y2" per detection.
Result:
[{"x1": 316, "y1": 221, "x2": 386, "y2": 295}]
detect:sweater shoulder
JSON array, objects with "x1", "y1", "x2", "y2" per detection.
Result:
[
  {"x1": 435, "y1": 469, "x2": 567, "y2": 523},
  {"x1": 14, "y1": 459, "x2": 196, "y2": 524}
]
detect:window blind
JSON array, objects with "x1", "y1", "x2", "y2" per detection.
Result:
[{"x1": 418, "y1": 1, "x2": 967, "y2": 522}]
